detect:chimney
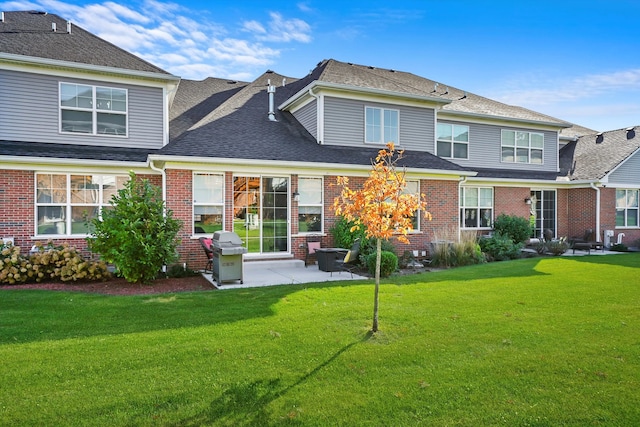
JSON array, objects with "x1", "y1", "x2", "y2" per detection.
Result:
[
  {"x1": 67, "y1": 20, "x2": 72, "y2": 34},
  {"x1": 52, "y1": 22, "x2": 56, "y2": 32},
  {"x1": 267, "y1": 79, "x2": 277, "y2": 122}
]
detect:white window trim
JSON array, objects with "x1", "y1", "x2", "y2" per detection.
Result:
[
  {"x1": 403, "y1": 180, "x2": 421, "y2": 233},
  {"x1": 59, "y1": 82, "x2": 129, "y2": 137},
  {"x1": 364, "y1": 106, "x2": 400, "y2": 145},
  {"x1": 501, "y1": 129, "x2": 544, "y2": 165},
  {"x1": 436, "y1": 123, "x2": 469, "y2": 160},
  {"x1": 460, "y1": 186, "x2": 494, "y2": 229},
  {"x1": 34, "y1": 173, "x2": 127, "y2": 237},
  {"x1": 297, "y1": 176, "x2": 324, "y2": 234},
  {"x1": 193, "y1": 172, "x2": 225, "y2": 236}
]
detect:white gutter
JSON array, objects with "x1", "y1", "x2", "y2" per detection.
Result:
[
  {"x1": 590, "y1": 182, "x2": 601, "y2": 242},
  {"x1": 308, "y1": 86, "x2": 323, "y2": 144},
  {"x1": 0, "y1": 155, "x2": 148, "y2": 168},
  {"x1": 0, "y1": 52, "x2": 180, "y2": 82},
  {"x1": 149, "y1": 160, "x2": 167, "y2": 212}
]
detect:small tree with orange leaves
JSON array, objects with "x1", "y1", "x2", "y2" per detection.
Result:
[{"x1": 333, "y1": 142, "x2": 431, "y2": 332}]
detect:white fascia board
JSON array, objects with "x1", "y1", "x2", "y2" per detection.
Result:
[
  {"x1": 0, "y1": 156, "x2": 151, "y2": 173},
  {"x1": 0, "y1": 53, "x2": 180, "y2": 84},
  {"x1": 438, "y1": 110, "x2": 571, "y2": 130},
  {"x1": 466, "y1": 176, "x2": 597, "y2": 188},
  {"x1": 149, "y1": 154, "x2": 473, "y2": 178},
  {"x1": 279, "y1": 81, "x2": 451, "y2": 111}
]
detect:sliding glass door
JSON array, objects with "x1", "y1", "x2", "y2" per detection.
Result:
[
  {"x1": 530, "y1": 190, "x2": 556, "y2": 239},
  {"x1": 233, "y1": 176, "x2": 289, "y2": 254}
]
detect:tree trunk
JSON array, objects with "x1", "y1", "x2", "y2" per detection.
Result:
[{"x1": 372, "y1": 238, "x2": 381, "y2": 332}]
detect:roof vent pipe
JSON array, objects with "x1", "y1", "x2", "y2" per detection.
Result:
[
  {"x1": 267, "y1": 79, "x2": 277, "y2": 122},
  {"x1": 67, "y1": 20, "x2": 71, "y2": 34},
  {"x1": 52, "y1": 22, "x2": 56, "y2": 31},
  {"x1": 1, "y1": 12, "x2": 4, "y2": 22}
]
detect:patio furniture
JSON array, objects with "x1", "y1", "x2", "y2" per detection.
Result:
[
  {"x1": 304, "y1": 235, "x2": 322, "y2": 267},
  {"x1": 570, "y1": 229, "x2": 604, "y2": 254},
  {"x1": 333, "y1": 238, "x2": 361, "y2": 278},
  {"x1": 199, "y1": 237, "x2": 213, "y2": 272}
]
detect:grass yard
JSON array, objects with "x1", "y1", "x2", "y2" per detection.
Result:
[{"x1": 1, "y1": 254, "x2": 639, "y2": 426}]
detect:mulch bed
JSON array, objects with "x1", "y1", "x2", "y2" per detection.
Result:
[{"x1": 0, "y1": 275, "x2": 215, "y2": 296}]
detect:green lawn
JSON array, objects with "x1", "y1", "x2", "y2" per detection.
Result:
[{"x1": 1, "y1": 254, "x2": 639, "y2": 426}]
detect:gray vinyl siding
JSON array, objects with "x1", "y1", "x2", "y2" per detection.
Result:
[
  {"x1": 608, "y1": 150, "x2": 640, "y2": 185},
  {"x1": 0, "y1": 69, "x2": 164, "y2": 149},
  {"x1": 438, "y1": 121, "x2": 558, "y2": 172},
  {"x1": 323, "y1": 97, "x2": 435, "y2": 150},
  {"x1": 292, "y1": 99, "x2": 317, "y2": 140}
]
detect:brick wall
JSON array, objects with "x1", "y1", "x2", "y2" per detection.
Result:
[
  {"x1": 567, "y1": 188, "x2": 597, "y2": 239},
  {"x1": 0, "y1": 169, "x2": 34, "y2": 250},
  {"x1": 494, "y1": 187, "x2": 531, "y2": 218}
]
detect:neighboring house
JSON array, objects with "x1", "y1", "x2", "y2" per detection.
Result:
[{"x1": 1, "y1": 10, "x2": 638, "y2": 271}]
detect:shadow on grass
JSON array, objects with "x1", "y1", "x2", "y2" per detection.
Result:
[{"x1": 175, "y1": 333, "x2": 371, "y2": 426}]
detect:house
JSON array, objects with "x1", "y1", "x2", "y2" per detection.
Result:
[{"x1": 1, "y1": 10, "x2": 638, "y2": 272}]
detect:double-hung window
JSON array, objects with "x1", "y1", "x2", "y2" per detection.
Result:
[
  {"x1": 616, "y1": 189, "x2": 639, "y2": 227},
  {"x1": 365, "y1": 106, "x2": 399, "y2": 144},
  {"x1": 460, "y1": 187, "x2": 493, "y2": 228},
  {"x1": 501, "y1": 130, "x2": 544, "y2": 164},
  {"x1": 298, "y1": 177, "x2": 323, "y2": 233},
  {"x1": 193, "y1": 173, "x2": 225, "y2": 235},
  {"x1": 36, "y1": 173, "x2": 128, "y2": 236},
  {"x1": 60, "y1": 83, "x2": 128, "y2": 136},
  {"x1": 437, "y1": 123, "x2": 469, "y2": 159}
]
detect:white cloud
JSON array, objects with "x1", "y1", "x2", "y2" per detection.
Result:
[{"x1": 0, "y1": 0, "x2": 311, "y2": 80}]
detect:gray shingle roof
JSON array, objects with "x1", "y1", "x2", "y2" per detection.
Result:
[
  {"x1": 559, "y1": 126, "x2": 640, "y2": 180},
  {"x1": 162, "y1": 70, "x2": 467, "y2": 172},
  {"x1": 170, "y1": 78, "x2": 248, "y2": 141},
  {"x1": 0, "y1": 10, "x2": 170, "y2": 75},
  {"x1": 312, "y1": 59, "x2": 571, "y2": 127},
  {"x1": 0, "y1": 140, "x2": 153, "y2": 163}
]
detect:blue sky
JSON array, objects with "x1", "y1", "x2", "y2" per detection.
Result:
[{"x1": 2, "y1": 0, "x2": 639, "y2": 132}]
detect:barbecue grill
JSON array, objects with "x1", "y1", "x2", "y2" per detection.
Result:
[{"x1": 211, "y1": 231, "x2": 248, "y2": 284}]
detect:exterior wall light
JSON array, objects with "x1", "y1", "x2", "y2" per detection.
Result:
[
  {"x1": 524, "y1": 197, "x2": 532, "y2": 205},
  {"x1": 293, "y1": 191, "x2": 300, "y2": 202}
]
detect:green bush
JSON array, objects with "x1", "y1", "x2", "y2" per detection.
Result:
[
  {"x1": 479, "y1": 234, "x2": 523, "y2": 261},
  {"x1": 87, "y1": 171, "x2": 182, "y2": 284},
  {"x1": 493, "y1": 214, "x2": 532, "y2": 244},
  {"x1": 610, "y1": 243, "x2": 628, "y2": 252},
  {"x1": 365, "y1": 251, "x2": 398, "y2": 277},
  {"x1": 330, "y1": 216, "x2": 366, "y2": 250}
]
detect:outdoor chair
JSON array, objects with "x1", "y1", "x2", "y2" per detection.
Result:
[
  {"x1": 333, "y1": 238, "x2": 361, "y2": 278},
  {"x1": 570, "y1": 229, "x2": 604, "y2": 254},
  {"x1": 304, "y1": 235, "x2": 322, "y2": 267},
  {"x1": 199, "y1": 237, "x2": 213, "y2": 272}
]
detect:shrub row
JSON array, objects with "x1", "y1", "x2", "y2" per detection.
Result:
[{"x1": 0, "y1": 242, "x2": 109, "y2": 285}]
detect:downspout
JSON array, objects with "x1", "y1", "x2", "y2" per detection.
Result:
[
  {"x1": 149, "y1": 160, "x2": 167, "y2": 216},
  {"x1": 590, "y1": 182, "x2": 601, "y2": 242},
  {"x1": 458, "y1": 175, "x2": 467, "y2": 242},
  {"x1": 308, "y1": 86, "x2": 322, "y2": 144}
]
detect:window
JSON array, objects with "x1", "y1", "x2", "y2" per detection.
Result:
[
  {"x1": 365, "y1": 107, "x2": 398, "y2": 144},
  {"x1": 403, "y1": 180, "x2": 421, "y2": 230},
  {"x1": 437, "y1": 123, "x2": 469, "y2": 159},
  {"x1": 460, "y1": 187, "x2": 493, "y2": 228},
  {"x1": 60, "y1": 83, "x2": 128, "y2": 136},
  {"x1": 501, "y1": 130, "x2": 544, "y2": 164},
  {"x1": 298, "y1": 177, "x2": 323, "y2": 233},
  {"x1": 36, "y1": 174, "x2": 128, "y2": 236},
  {"x1": 616, "y1": 189, "x2": 639, "y2": 227},
  {"x1": 193, "y1": 173, "x2": 224, "y2": 235}
]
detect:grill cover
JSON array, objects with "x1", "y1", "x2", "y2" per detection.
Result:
[{"x1": 212, "y1": 231, "x2": 247, "y2": 255}]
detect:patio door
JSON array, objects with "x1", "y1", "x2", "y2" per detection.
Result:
[
  {"x1": 530, "y1": 190, "x2": 556, "y2": 239},
  {"x1": 233, "y1": 176, "x2": 289, "y2": 254}
]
